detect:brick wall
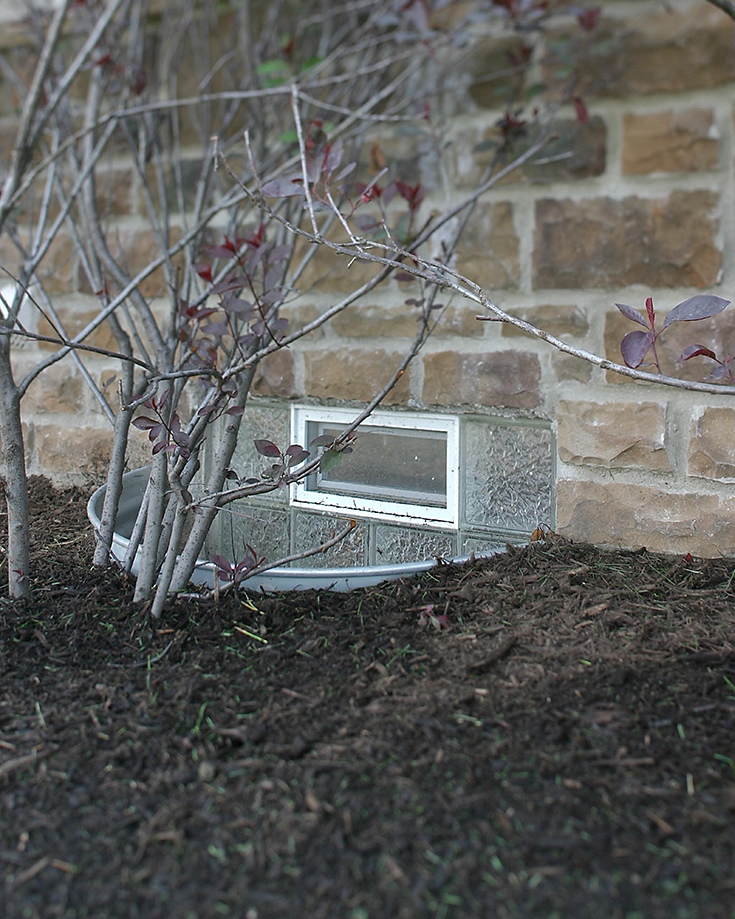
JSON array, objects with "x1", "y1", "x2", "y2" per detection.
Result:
[{"x1": 4, "y1": 0, "x2": 735, "y2": 557}]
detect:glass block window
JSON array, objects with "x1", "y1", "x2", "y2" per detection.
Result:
[{"x1": 291, "y1": 406, "x2": 459, "y2": 527}]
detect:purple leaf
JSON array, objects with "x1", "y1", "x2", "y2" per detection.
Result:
[
  {"x1": 254, "y1": 439, "x2": 281, "y2": 457},
  {"x1": 287, "y1": 448, "x2": 310, "y2": 466},
  {"x1": 261, "y1": 175, "x2": 305, "y2": 197},
  {"x1": 203, "y1": 321, "x2": 229, "y2": 337},
  {"x1": 620, "y1": 329, "x2": 654, "y2": 368},
  {"x1": 323, "y1": 137, "x2": 344, "y2": 178},
  {"x1": 615, "y1": 302, "x2": 649, "y2": 328},
  {"x1": 334, "y1": 160, "x2": 356, "y2": 182},
  {"x1": 663, "y1": 295, "x2": 730, "y2": 329},
  {"x1": 132, "y1": 415, "x2": 158, "y2": 431},
  {"x1": 211, "y1": 275, "x2": 247, "y2": 296},
  {"x1": 211, "y1": 554, "x2": 233, "y2": 576},
  {"x1": 204, "y1": 245, "x2": 238, "y2": 260},
  {"x1": 353, "y1": 213, "x2": 381, "y2": 232},
  {"x1": 679, "y1": 344, "x2": 718, "y2": 362},
  {"x1": 225, "y1": 405, "x2": 245, "y2": 416},
  {"x1": 222, "y1": 298, "x2": 255, "y2": 319}
]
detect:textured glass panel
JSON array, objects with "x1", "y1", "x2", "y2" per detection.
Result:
[
  {"x1": 293, "y1": 512, "x2": 366, "y2": 567},
  {"x1": 214, "y1": 504, "x2": 291, "y2": 565},
  {"x1": 374, "y1": 525, "x2": 456, "y2": 564},
  {"x1": 463, "y1": 422, "x2": 552, "y2": 532},
  {"x1": 460, "y1": 532, "x2": 512, "y2": 558},
  {"x1": 228, "y1": 405, "x2": 290, "y2": 501}
]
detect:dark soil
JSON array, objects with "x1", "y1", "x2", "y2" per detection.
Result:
[{"x1": 1, "y1": 479, "x2": 735, "y2": 919}]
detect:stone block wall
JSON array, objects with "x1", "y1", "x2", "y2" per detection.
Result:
[{"x1": 4, "y1": 0, "x2": 735, "y2": 557}]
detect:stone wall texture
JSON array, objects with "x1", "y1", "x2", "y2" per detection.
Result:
[{"x1": 4, "y1": 0, "x2": 735, "y2": 557}]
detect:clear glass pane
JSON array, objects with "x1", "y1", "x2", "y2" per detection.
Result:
[{"x1": 309, "y1": 423, "x2": 447, "y2": 506}]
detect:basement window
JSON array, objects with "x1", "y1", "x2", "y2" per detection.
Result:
[{"x1": 291, "y1": 406, "x2": 459, "y2": 527}]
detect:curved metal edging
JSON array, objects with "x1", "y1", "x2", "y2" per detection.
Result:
[{"x1": 87, "y1": 467, "x2": 500, "y2": 592}]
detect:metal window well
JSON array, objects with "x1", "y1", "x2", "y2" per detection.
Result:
[
  {"x1": 87, "y1": 467, "x2": 500, "y2": 592},
  {"x1": 87, "y1": 411, "x2": 553, "y2": 592}
]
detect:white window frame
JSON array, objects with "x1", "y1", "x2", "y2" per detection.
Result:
[{"x1": 290, "y1": 405, "x2": 459, "y2": 528}]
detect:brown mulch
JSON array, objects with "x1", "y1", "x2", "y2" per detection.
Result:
[{"x1": 1, "y1": 477, "x2": 734, "y2": 919}]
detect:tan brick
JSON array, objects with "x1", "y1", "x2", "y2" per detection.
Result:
[
  {"x1": 468, "y1": 36, "x2": 534, "y2": 109},
  {"x1": 357, "y1": 131, "x2": 440, "y2": 194},
  {"x1": 331, "y1": 301, "x2": 479, "y2": 339},
  {"x1": 303, "y1": 348, "x2": 411, "y2": 404},
  {"x1": 23, "y1": 368, "x2": 85, "y2": 415},
  {"x1": 556, "y1": 479, "x2": 735, "y2": 557},
  {"x1": 37, "y1": 300, "x2": 120, "y2": 353},
  {"x1": 604, "y1": 307, "x2": 735, "y2": 385},
  {"x1": 455, "y1": 117, "x2": 606, "y2": 188},
  {"x1": 79, "y1": 227, "x2": 183, "y2": 299},
  {"x1": 534, "y1": 192, "x2": 721, "y2": 290},
  {"x1": 294, "y1": 239, "x2": 384, "y2": 295},
  {"x1": 278, "y1": 302, "x2": 326, "y2": 338},
  {"x1": 622, "y1": 109, "x2": 719, "y2": 175},
  {"x1": 252, "y1": 348, "x2": 296, "y2": 399},
  {"x1": 688, "y1": 407, "x2": 735, "y2": 481},
  {"x1": 0, "y1": 231, "x2": 76, "y2": 296},
  {"x1": 501, "y1": 305, "x2": 588, "y2": 339},
  {"x1": 552, "y1": 351, "x2": 593, "y2": 384},
  {"x1": 546, "y1": 3, "x2": 735, "y2": 99},
  {"x1": 94, "y1": 166, "x2": 134, "y2": 217},
  {"x1": 422, "y1": 350, "x2": 540, "y2": 410},
  {"x1": 557, "y1": 399, "x2": 670, "y2": 471},
  {"x1": 30, "y1": 422, "x2": 112, "y2": 483},
  {"x1": 456, "y1": 202, "x2": 519, "y2": 292},
  {"x1": 140, "y1": 159, "x2": 205, "y2": 215},
  {"x1": 427, "y1": 1, "x2": 473, "y2": 31}
]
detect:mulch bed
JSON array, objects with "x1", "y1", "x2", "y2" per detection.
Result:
[{"x1": 1, "y1": 478, "x2": 734, "y2": 919}]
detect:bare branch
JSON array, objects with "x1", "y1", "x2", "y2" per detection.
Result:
[{"x1": 707, "y1": 0, "x2": 735, "y2": 20}]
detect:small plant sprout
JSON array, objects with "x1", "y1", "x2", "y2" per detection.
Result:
[
  {"x1": 211, "y1": 545, "x2": 264, "y2": 592},
  {"x1": 417, "y1": 604, "x2": 450, "y2": 630}
]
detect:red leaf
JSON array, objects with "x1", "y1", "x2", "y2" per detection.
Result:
[
  {"x1": 573, "y1": 97, "x2": 588, "y2": 124},
  {"x1": 645, "y1": 296, "x2": 656, "y2": 328},
  {"x1": 577, "y1": 7, "x2": 601, "y2": 31},
  {"x1": 679, "y1": 344, "x2": 718, "y2": 363}
]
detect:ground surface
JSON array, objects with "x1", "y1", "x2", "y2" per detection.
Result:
[{"x1": 1, "y1": 479, "x2": 735, "y2": 919}]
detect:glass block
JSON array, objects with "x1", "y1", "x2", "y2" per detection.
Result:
[
  {"x1": 463, "y1": 422, "x2": 552, "y2": 533},
  {"x1": 214, "y1": 504, "x2": 291, "y2": 566},
  {"x1": 292, "y1": 512, "x2": 366, "y2": 568},
  {"x1": 460, "y1": 531, "x2": 512, "y2": 559},
  {"x1": 373, "y1": 524, "x2": 456, "y2": 564},
  {"x1": 228, "y1": 404, "x2": 291, "y2": 501}
]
